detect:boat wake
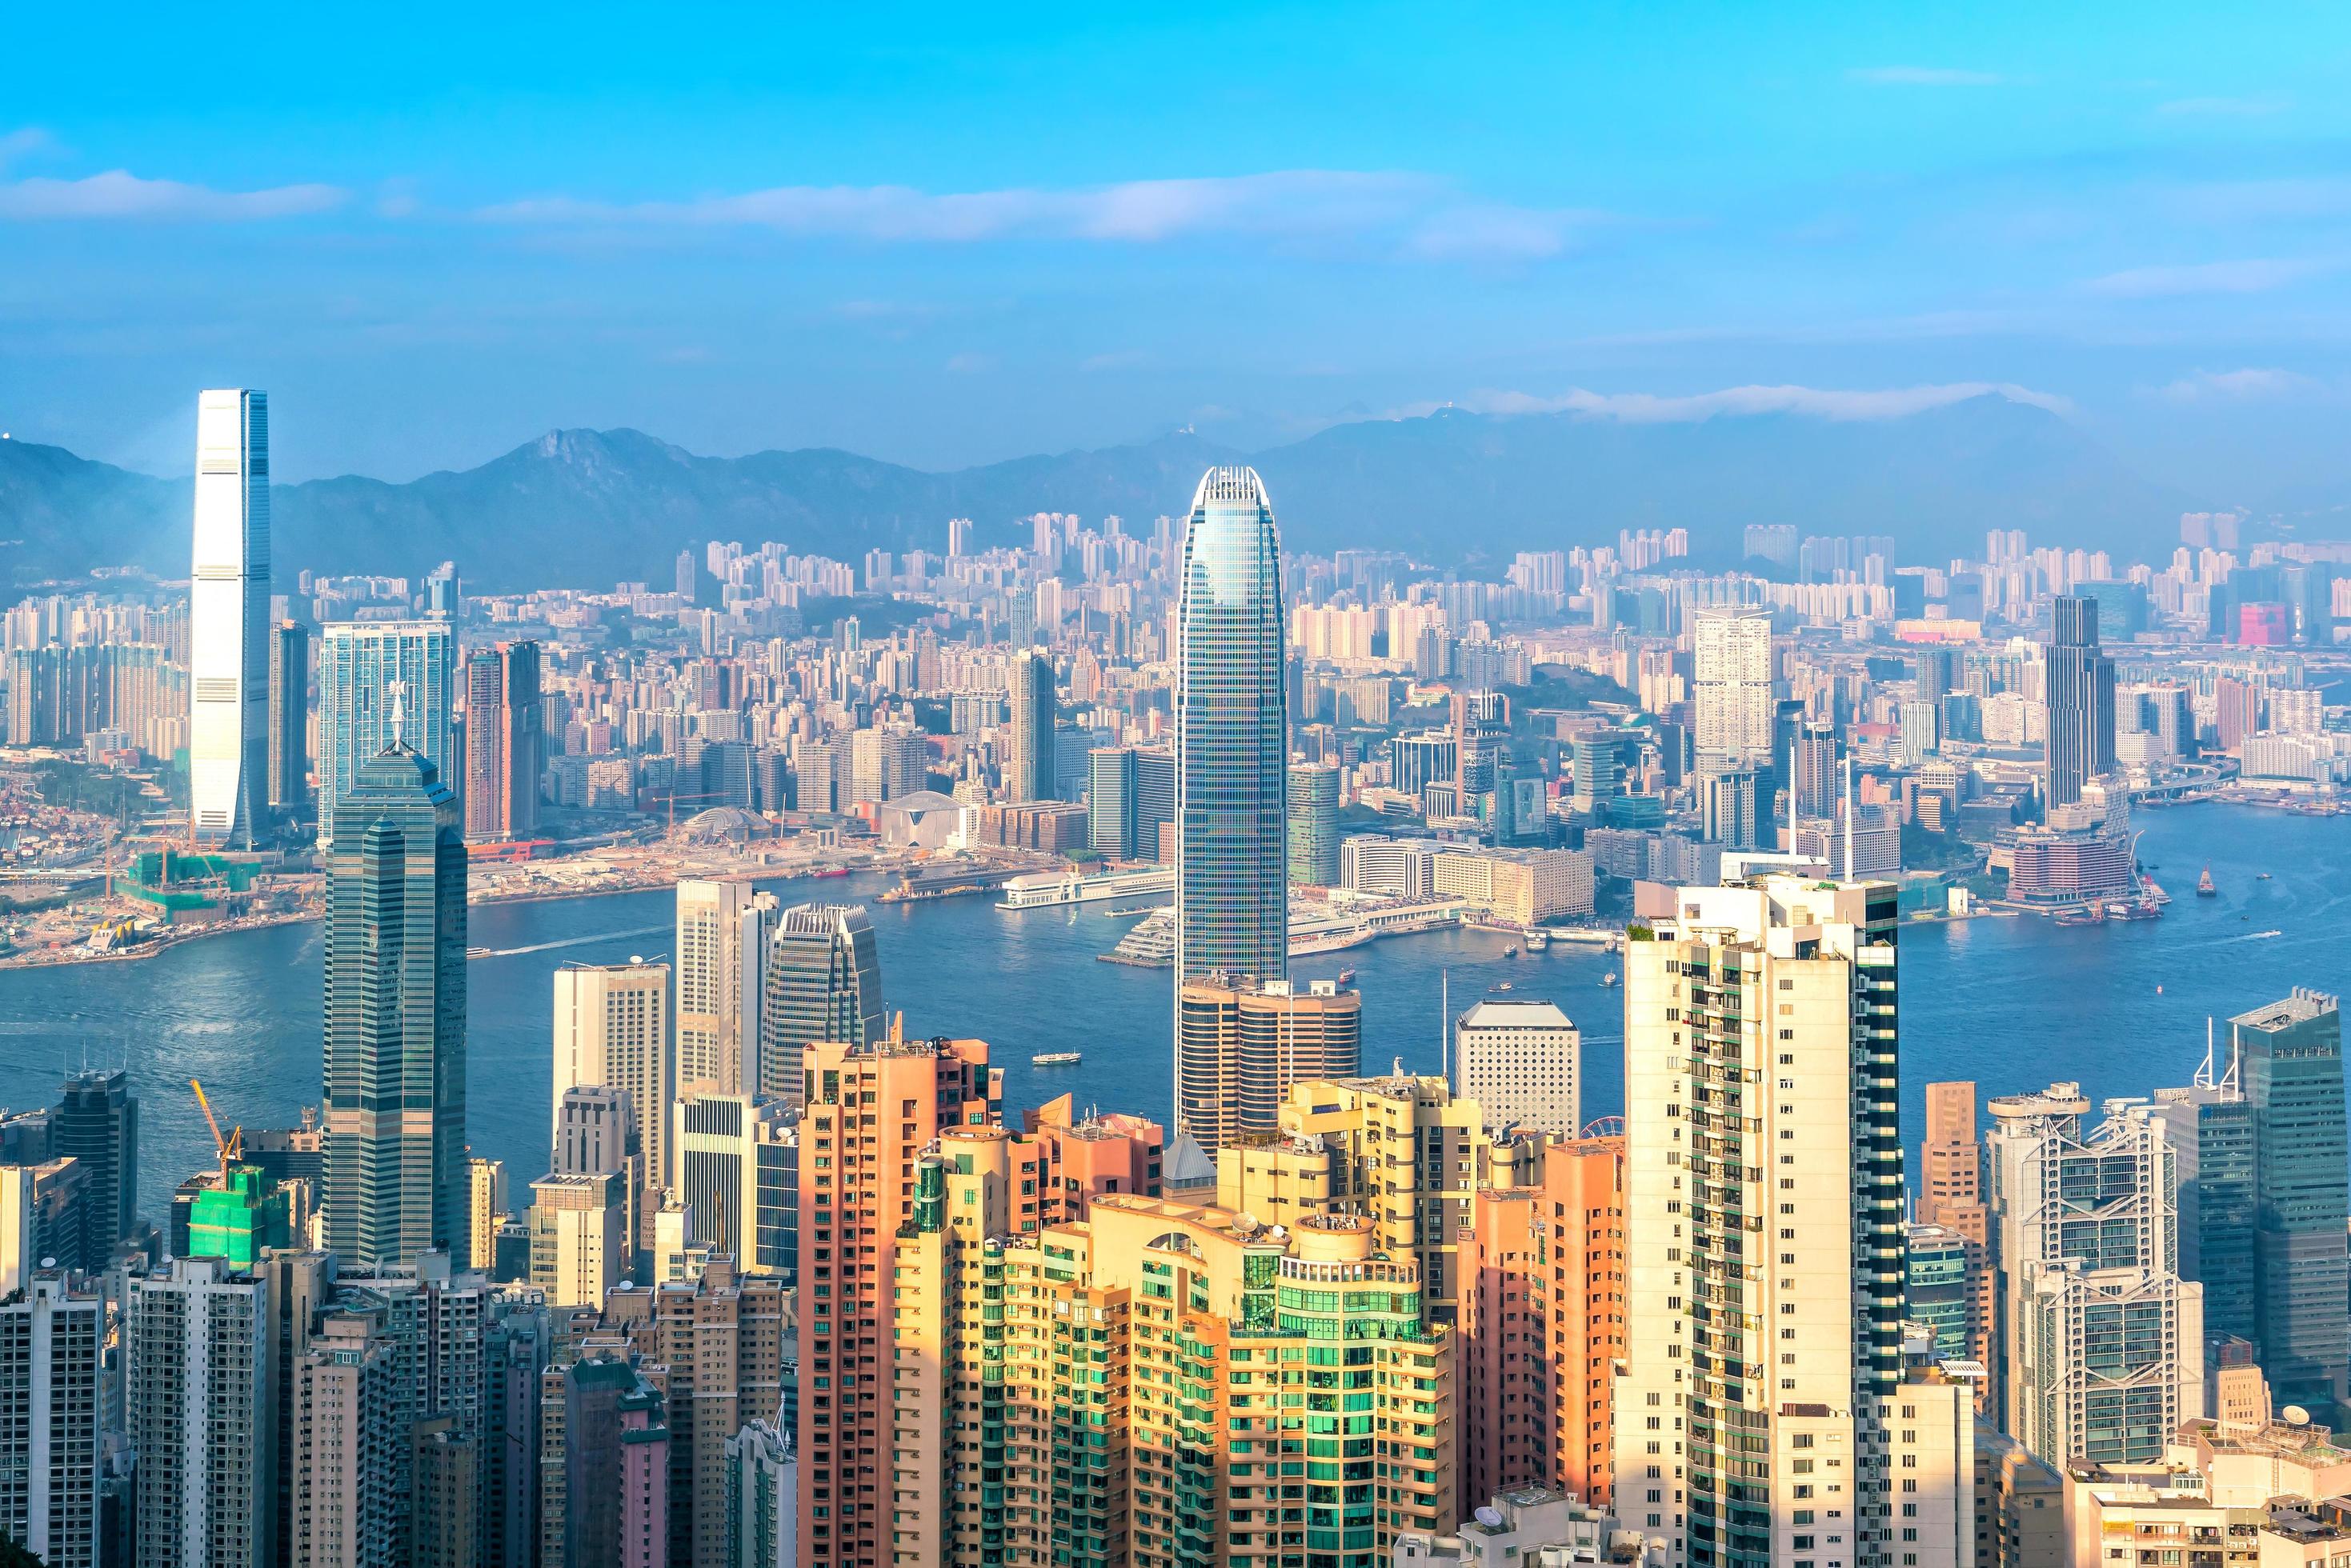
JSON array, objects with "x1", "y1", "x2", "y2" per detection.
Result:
[
  {"x1": 472, "y1": 924, "x2": 671, "y2": 959},
  {"x1": 2224, "y1": 930, "x2": 2286, "y2": 943}
]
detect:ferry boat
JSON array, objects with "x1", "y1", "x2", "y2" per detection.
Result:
[
  {"x1": 1523, "y1": 930, "x2": 1551, "y2": 952},
  {"x1": 2197, "y1": 866, "x2": 2217, "y2": 898},
  {"x1": 1031, "y1": 1051, "x2": 1083, "y2": 1066},
  {"x1": 1001, "y1": 866, "x2": 1174, "y2": 910}
]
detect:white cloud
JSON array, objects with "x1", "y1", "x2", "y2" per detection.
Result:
[
  {"x1": 0, "y1": 169, "x2": 345, "y2": 221},
  {"x1": 1847, "y1": 66, "x2": 2007, "y2": 86},
  {"x1": 1388, "y1": 382, "x2": 2069, "y2": 423},
  {"x1": 479, "y1": 170, "x2": 1601, "y2": 262},
  {"x1": 2155, "y1": 367, "x2": 2323, "y2": 403},
  {"x1": 2086, "y1": 257, "x2": 2333, "y2": 298}
]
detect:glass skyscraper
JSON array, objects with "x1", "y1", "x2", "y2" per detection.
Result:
[
  {"x1": 2236, "y1": 989, "x2": 2348, "y2": 1416},
  {"x1": 1173, "y1": 466, "x2": 1287, "y2": 994},
  {"x1": 2045, "y1": 594, "x2": 2117, "y2": 810},
  {"x1": 318, "y1": 620, "x2": 457, "y2": 843},
  {"x1": 322, "y1": 740, "x2": 468, "y2": 1271},
  {"x1": 757, "y1": 903, "x2": 884, "y2": 1104},
  {"x1": 188, "y1": 389, "x2": 271, "y2": 848}
]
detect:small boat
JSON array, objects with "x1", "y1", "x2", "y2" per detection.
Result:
[
  {"x1": 1495, "y1": 982, "x2": 1514, "y2": 992},
  {"x1": 1503, "y1": 945, "x2": 1520, "y2": 958},
  {"x1": 1600, "y1": 972, "x2": 1620, "y2": 988},
  {"x1": 1337, "y1": 967, "x2": 1356, "y2": 985},
  {"x1": 815, "y1": 867, "x2": 849, "y2": 880},
  {"x1": 2257, "y1": 872, "x2": 2273, "y2": 881},
  {"x1": 2196, "y1": 867, "x2": 2217, "y2": 898},
  {"x1": 1031, "y1": 1051, "x2": 1082, "y2": 1066}
]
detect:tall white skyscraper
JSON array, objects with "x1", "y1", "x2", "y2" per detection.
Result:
[
  {"x1": 1692, "y1": 610, "x2": 1774, "y2": 763},
  {"x1": 1616, "y1": 874, "x2": 1906, "y2": 1566},
  {"x1": 553, "y1": 960, "x2": 673, "y2": 1187},
  {"x1": 676, "y1": 880, "x2": 775, "y2": 1099},
  {"x1": 189, "y1": 389, "x2": 271, "y2": 847}
]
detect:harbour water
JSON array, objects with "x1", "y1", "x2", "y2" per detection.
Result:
[{"x1": 1, "y1": 803, "x2": 2341, "y2": 1220}]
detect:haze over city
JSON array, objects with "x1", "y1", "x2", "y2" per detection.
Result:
[{"x1": 2, "y1": 10, "x2": 2350, "y2": 1568}]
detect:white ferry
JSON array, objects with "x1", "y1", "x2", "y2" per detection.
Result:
[
  {"x1": 1000, "y1": 866, "x2": 1174, "y2": 910},
  {"x1": 1031, "y1": 1051, "x2": 1083, "y2": 1066}
]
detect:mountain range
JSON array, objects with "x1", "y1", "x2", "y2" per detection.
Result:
[{"x1": 0, "y1": 394, "x2": 2208, "y2": 593}]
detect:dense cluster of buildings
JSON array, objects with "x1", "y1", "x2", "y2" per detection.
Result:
[{"x1": 2, "y1": 395, "x2": 2351, "y2": 1567}]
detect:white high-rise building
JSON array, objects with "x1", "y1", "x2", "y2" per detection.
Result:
[
  {"x1": 1692, "y1": 610, "x2": 1774, "y2": 763},
  {"x1": 127, "y1": 1255, "x2": 275, "y2": 1568},
  {"x1": 1616, "y1": 874, "x2": 1908, "y2": 1568},
  {"x1": 189, "y1": 389, "x2": 271, "y2": 847},
  {"x1": 675, "y1": 880, "x2": 776, "y2": 1099},
  {"x1": 1452, "y1": 998, "x2": 1580, "y2": 1137},
  {"x1": 1987, "y1": 1084, "x2": 2205, "y2": 1467},
  {"x1": 0, "y1": 1274, "x2": 104, "y2": 1568},
  {"x1": 552, "y1": 960, "x2": 673, "y2": 1186}
]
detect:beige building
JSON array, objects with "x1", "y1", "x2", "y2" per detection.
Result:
[
  {"x1": 1614, "y1": 875, "x2": 1911, "y2": 1568},
  {"x1": 673, "y1": 878, "x2": 775, "y2": 1099},
  {"x1": 527, "y1": 1170, "x2": 627, "y2": 1308},
  {"x1": 463, "y1": 1156, "x2": 506, "y2": 1272},
  {"x1": 1974, "y1": 1424, "x2": 2066, "y2": 1568},
  {"x1": 289, "y1": 1310, "x2": 397, "y2": 1568},
  {"x1": 1430, "y1": 846, "x2": 1594, "y2": 922},
  {"x1": 1452, "y1": 998, "x2": 1580, "y2": 1136},
  {"x1": 1176, "y1": 976, "x2": 1361, "y2": 1155},
  {"x1": 552, "y1": 960, "x2": 672, "y2": 1186}
]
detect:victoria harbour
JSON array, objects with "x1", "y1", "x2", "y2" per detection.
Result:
[{"x1": 5, "y1": 802, "x2": 2337, "y2": 1218}]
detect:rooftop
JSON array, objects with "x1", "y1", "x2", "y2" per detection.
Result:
[
  {"x1": 1458, "y1": 998, "x2": 1576, "y2": 1030},
  {"x1": 2232, "y1": 987, "x2": 2340, "y2": 1034}
]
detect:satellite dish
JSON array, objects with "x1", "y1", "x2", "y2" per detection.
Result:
[
  {"x1": 2285, "y1": 1405, "x2": 2312, "y2": 1426},
  {"x1": 1475, "y1": 1507, "x2": 1505, "y2": 1529},
  {"x1": 1232, "y1": 1212, "x2": 1257, "y2": 1234}
]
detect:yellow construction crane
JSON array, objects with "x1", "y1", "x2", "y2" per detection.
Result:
[{"x1": 189, "y1": 1078, "x2": 243, "y2": 1170}]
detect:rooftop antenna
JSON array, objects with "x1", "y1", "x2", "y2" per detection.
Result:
[
  {"x1": 2194, "y1": 1018, "x2": 2217, "y2": 1090},
  {"x1": 386, "y1": 678, "x2": 410, "y2": 750}
]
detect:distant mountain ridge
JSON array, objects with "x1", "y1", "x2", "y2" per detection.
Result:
[{"x1": 0, "y1": 394, "x2": 2203, "y2": 592}]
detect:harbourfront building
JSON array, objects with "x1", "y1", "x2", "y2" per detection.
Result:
[
  {"x1": 1173, "y1": 466, "x2": 1288, "y2": 1022},
  {"x1": 1006, "y1": 647, "x2": 1055, "y2": 802},
  {"x1": 266, "y1": 618, "x2": 310, "y2": 815},
  {"x1": 2043, "y1": 595, "x2": 2117, "y2": 811},
  {"x1": 756, "y1": 902, "x2": 883, "y2": 1104},
  {"x1": 1614, "y1": 874, "x2": 1905, "y2": 1568},
  {"x1": 322, "y1": 742, "x2": 468, "y2": 1272},
  {"x1": 2233, "y1": 989, "x2": 2349, "y2": 1418},
  {"x1": 1285, "y1": 762, "x2": 1340, "y2": 886},
  {"x1": 675, "y1": 879, "x2": 776, "y2": 1101},
  {"x1": 1452, "y1": 998, "x2": 1580, "y2": 1138},
  {"x1": 189, "y1": 388, "x2": 271, "y2": 849},
  {"x1": 551, "y1": 960, "x2": 672, "y2": 1190}
]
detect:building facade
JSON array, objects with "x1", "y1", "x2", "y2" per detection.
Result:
[
  {"x1": 189, "y1": 388, "x2": 271, "y2": 849},
  {"x1": 1176, "y1": 976, "x2": 1361, "y2": 1156},
  {"x1": 1453, "y1": 998, "x2": 1580, "y2": 1137},
  {"x1": 317, "y1": 621, "x2": 458, "y2": 842},
  {"x1": 756, "y1": 903, "x2": 883, "y2": 1105}
]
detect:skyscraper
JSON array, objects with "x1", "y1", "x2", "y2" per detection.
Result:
[
  {"x1": 755, "y1": 903, "x2": 883, "y2": 1103},
  {"x1": 1176, "y1": 976, "x2": 1360, "y2": 1155},
  {"x1": 1916, "y1": 1080, "x2": 1995, "y2": 1378},
  {"x1": 2044, "y1": 594, "x2": 2117, "y2": 810},
  {"x1": 1615, "y1": 874, "x2": 1904, "y2": 1563},
  {"x1": 1284, "y1": 762, "x2": 1340, "y2": 886},
  {"x1": 1174, "y1": 466, "x2": 1288, "y2": 1092},
  {"x1": 189, "y1": 388, "x2": 271, "y2": 849},
  {"x1": 317, "y1": 620, "x2": 457, "y2": 842},
  {"x1": 551, "y1": 961, "x2": 672, "y2": 1189},
  {"x1": 1005, "y1": 648, "x2": 1055, "y2": 802},
  {"x1": 1692, "y1": 610, "x2": 1773, "y2": 763},
  {"x1": 266, "y1": 618, "x2": 310, "y2": 814},
  {"x1": 676, "y1": 880, "x2": 773, "y2": 1099},
  {"x1": 0, "y1": 1274, "x2": 103, "y2": 1568},
  {"x1": 463, "y1": 641, "x2": 543, "y2": 843},
  {"x1": 1987, "y1": 1084, "x2": 2203, "y2": 1464},
  {"x1": 52, "y1": 1067, "x2": 137, "y2": 1258},
  {"x1": 322, "y1": 741, "x2": 467, "y2": 1272},
  {"x1": 2233, "y1": 989, "x2": 2348, "y2": 1417},
  {"x1": 127, "y1": 1254, "x2": 275, "y2": 1568}
]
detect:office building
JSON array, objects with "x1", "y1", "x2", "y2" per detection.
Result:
[
  {"x1": 0, "y1": 1160, "x2": 86, "y2": 1290},
  {"x1": 527, "y1": 1172, "x2": 628, "y2": 1308},
  {"x1": 0, "y1": 1274, "x2": 103, "y2": 1568},
  {"x1": 1285, "y1": 762, "x2": 1340, "y2": 886},
  {"x1": 317, "y1": 620, "x2": 457, "y2": 841},
  {"x1": 189, "y1": 388, "x2": 271, "y2": 849},
  {"x1": 553, "y1": 961, "x2": 672, "y2": 1190},
  {"x1": 1988, "y1": 1084, "x2": 2204, "y2": 1465},
  {"x1": 1692, "y1": 610, "x2": 1773, "y2": 763},
  {"x1": 1695, "y1": 762, "x2": 1762, "y2": 850},
  {"x1": 1006, "y1": 649, "x2": 1055, "y2": 802},
  {"x1": 1458, "y1": 1137, "x2": 1627, "y2": 1510},
  {"x1": 793, "y1": 1031, "x2": 999, "y2": 1568},
  {"x1": 127, "y1": 1254, "x2": 275, "y2": 1568},
  {"x1": 2150, "y1": 1066, "x2": 2258, "y2": 1352},
  {"x1": 1615, "y1": 875, "x2": 1904, "y2": 1566},
  {"x1": 1174, "y1": 466, "x2": 1288, "y2": 993},
  {"x1": 2233, "y1": 990, "x2": 2349, "y2": 1417},
  {"x1": 53, "y1": 1067, "x2": 137, "y2": 1257},
  {"x1": 2043, "y1": 595, "x2": 2117, "y2": 810},
  {"x1": 1906, "y1": 1223, "x2": 1976, "y2": 1362},
  {"x1": 1176, "y1": 975, "x2": 1360, "y2": 1155},
  {"x1": 756, "y1": 903, "x2": 883, "y2": 1103},
  {"x1": 266, "y1": 618, "x2": 310, "y2": 814},
  {"x1": 673, "y1": 1093, "x2": 795, "y2": 1273},
  {"x1": 463, "y1": 641, "x2": 543, "y2": 842},
  {"x1": 322, "y1": 741, "x2": 467, "y2": 1272},
  {"x1": 677, "y1": 878, "x2": 776, "y2": 1100},
  {"x1": 1087, "y1": 744, "x2": 1140, "y2": 858},
  {"x1": 1453, "y1": 998, "x2": 1580, "y2": 1137}
]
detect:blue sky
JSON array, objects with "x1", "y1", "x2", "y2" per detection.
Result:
[{"x1": 5, "y1": 1, "x2": 2349, "y2": 500}]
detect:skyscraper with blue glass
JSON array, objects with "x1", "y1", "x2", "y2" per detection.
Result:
[
  {"x1": 1171, "y1": 467, "x2": 1288, "y2": 1150},
  {"x1": 2235, "y1": 989, "x2": 2348, "y2": 1418}
]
